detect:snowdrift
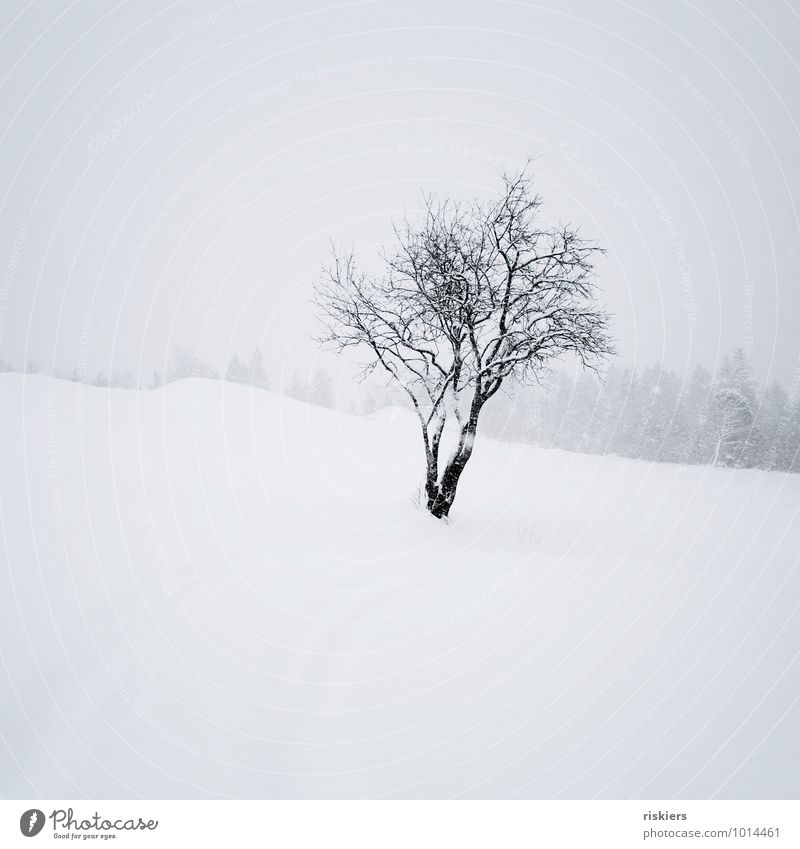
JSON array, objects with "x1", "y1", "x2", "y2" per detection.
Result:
[{"x1": 1, "y1": 374, "x2": 798, "y2": 798}]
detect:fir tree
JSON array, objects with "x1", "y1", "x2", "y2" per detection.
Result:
[
  {"x1": 250, "y1": 347, "x2": 270, "y2": 390},
  {"x1": 285, "y1": 372, "x2": 307, "y2": 402},
  {"x1": 226, "y1": 353, "x2": 251, "y2": 385},
  {"x1": 308, "y1": 368, "x2": 334, "y2": 408}
]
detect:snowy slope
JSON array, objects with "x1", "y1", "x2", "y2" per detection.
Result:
[{"x1": 1, "y1": 374, "x2": 799, "y2": 799}]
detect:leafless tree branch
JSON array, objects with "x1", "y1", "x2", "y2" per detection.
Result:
[{"x1": 313, "y1": 160, "x2": 615, "y2": 517}]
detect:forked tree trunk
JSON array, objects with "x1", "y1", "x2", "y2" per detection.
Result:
[
  {"x1": 421, "y1": 390, "x2": 488, "y2": 519},
  {"x1": 426, "y1": 423, "x2": 478, "y2": 519}
]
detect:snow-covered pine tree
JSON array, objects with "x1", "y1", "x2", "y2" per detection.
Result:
[
  {"x1": 226, "y1": 353, "x2": 252, "y2": 385},
  {"x1": 787, "y1": 397, "x2": 800, "y2": 472},
  {"x1": 710, "y1": 388, "x2": 754, "y2": 467},
  {"x1": 111, "y1": 369, "x2": 135, "y2": 389},
  {"x1": 516, "y1": 381, "x2": 539, "y2": 444},
  {"x1": 600, "y1": 365, "x2": 638, "y2": 457},
  {"x1": 167, "y1": 347, "x2": 218, "y2": 382},
  {"x1": 557, "y1": 372, "x2": 599, "y2": 453},
  {"x1": 285, "y1": 372, "x2": 307, "y2": 402},
  {"x1": 649, "y1": 367, "x2": 682, "y2": 463},
  {"x1": 250, "y1": 347, "x2": 270, "y2": 390},
  {"x1": 710, "y1": 349, "x2": 763, "y2": 467},
  {"x1": 757, "y1": 382, "x2": 792, "y2": 470},
  {"x1": 361, "y1": 390, "x2": 377, "y2": 415},
  {"x1": 590, "y1": 365, "x2": 619, "y2": 454},
  {"x1": 637, "y1": 363, "x2": 677, "y2": 461},
  {"x1": 308, "y1": 368, "x2": 334, "y2": 408},
  {"x1": 621, "y1": 366, "x2": 653, "y2": 460}
]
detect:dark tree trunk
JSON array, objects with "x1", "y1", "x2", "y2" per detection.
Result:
[
  {"x1": 423, "y1": 391, "x2": 489, "y2": 519},
  {"x1": 427, "y1": 450, "x2": 471, "y2": 517},
  {"x1": 426, "y1": 422, "x2": 478, "y2": 518}
]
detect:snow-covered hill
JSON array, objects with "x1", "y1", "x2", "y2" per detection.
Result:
[{"x1": 1, "y1": 374, "x2": 798, "y2": 798}]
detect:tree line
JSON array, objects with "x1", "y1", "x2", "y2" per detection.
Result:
[
  {"x1": 4, "y1": 345, "x2": 797, "y2": 474},
  {"x1": 0, "y1": 347, "x2": 336, "y2": 409},
  {"x1": 480, "y1": 347, "x2": 800, "y2": 472}
]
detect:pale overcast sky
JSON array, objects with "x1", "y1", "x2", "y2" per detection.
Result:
[{"x1": 1, "y1": 0, "x2": 798, "y2": 389}]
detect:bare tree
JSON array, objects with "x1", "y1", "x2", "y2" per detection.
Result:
[{"x1": 315, "y1": 165, "x2": 614, "y2": 518}]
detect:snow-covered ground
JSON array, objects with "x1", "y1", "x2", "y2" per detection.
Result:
[{"x1": 1, "y1": 374, "x2": 798, "y2": 799}]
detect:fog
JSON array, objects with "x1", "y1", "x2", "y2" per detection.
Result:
[{"x1": 1, "y1": 0, "x2": 798, "y2": 395}]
